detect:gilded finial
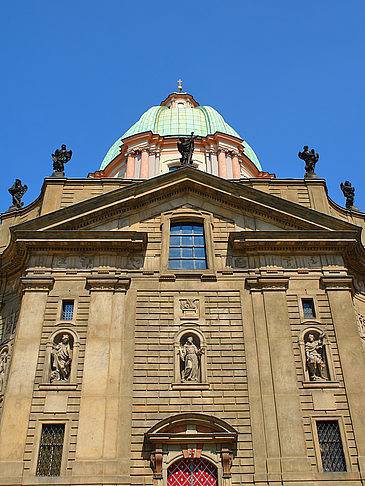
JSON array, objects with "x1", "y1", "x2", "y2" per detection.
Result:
[{"x1": 177, "y1": 79, "x2": 183, "y2": 92}]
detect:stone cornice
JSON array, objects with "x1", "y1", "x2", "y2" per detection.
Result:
[
  {"x1": 320, "y1": 276, "x2": 354, "y2": 292},
  {"x1": 230, "y1": 230, "x2": 358, "y2": 253},
  {"x1": 21, "y1": 276, "x2": 54, "y2": 293},
  {"x1": 0, "y1": 231, "x2": 147, "y2": 277},
  {"x1": 246, "y1": 276, "x2": 289, "y2": 291},
  {"x1": 86, "y1": 277, "x2": 130, "y2": 292}
]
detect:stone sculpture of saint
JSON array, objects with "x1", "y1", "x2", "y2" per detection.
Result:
[
  {"x1": 298, "y1": 145, "x2": 319, "y2": 178},
  {"x1": 0, "y1": 348, "x2": 8, "y2": 394},
  {"x1": 52, "y1": 144, "x2": 72, "y2": 176},
  {"x1": 177, "y1": 132, "x2": 200, "y2": 166},
  {"x1": 179, "y1": 336, "x2": 203, "y2": 382},
  {"x1": 305, "y1": 332, "x2": 328, "y2": 381},
  {"x1": 340, "y1": 180, "x2": 355, "y2": 210},
  {"x1": 50, "y1": 334, "x2": 72, "y2": 382}
]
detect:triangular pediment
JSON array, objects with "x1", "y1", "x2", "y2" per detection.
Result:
[{"x1": 11, "y1": 168, "x2": 360, "y2": 235}]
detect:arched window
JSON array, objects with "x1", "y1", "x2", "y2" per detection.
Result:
[
  {"x1": 169, "y1": 223, "x2": 207, "y2": 270},
  {"x1": 167, "y1": 458, "x2": 217, "y2": 486}
]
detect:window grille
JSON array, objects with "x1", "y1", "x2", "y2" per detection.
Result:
[
  {"x1": 36, "y1": 424, "x2": 65, "y2": 476},
  {"x1": 302, "y1": 298, "x2": 316, "y2": 319},
  {"x1": 61, "y1": 300, "x2": 74, "y2": 320},
  {"x1": 168, "y1": 458, "x2": 217, "y2": 486},
  {"x1": 168, "y1": 223, "x2": 207, "y2": 270},
  {"x1": 317, "y1": 420, "x2": 346, "y2": 472}
]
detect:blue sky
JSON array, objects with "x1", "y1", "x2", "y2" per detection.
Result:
[{"x1": 1, "y1": 1, "x2": 364, "y2": 213}]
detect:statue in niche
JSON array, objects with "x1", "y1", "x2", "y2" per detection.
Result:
[
  {"x1": 50, "y1": 334, "x2": 72, "y2": 382},
  {"x1": 305, "y1": 331, "x2": 329, "y2": 381},
  {"x1": 298, "y1": 145, "x2": 319, "y2": 178},
  {"x1": 0, "y1": 347, "x2": 9, "y2": 394},
  {"x1": 179, "y1": 336, "x2": 203, "y2": 382}
]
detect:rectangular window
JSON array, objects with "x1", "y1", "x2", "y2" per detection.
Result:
[
  {"x1": 168, "y1": 223, "x2": 207, "y2": 270},
  {"x1": 316, "y1": 420, "x2": 346, "y2": 472},
  {"x1": 302, "y1": 298, "x2": 316, "y2": 319},
  {"x1": 61, "y1": 300, "x2": 74, "y2": 320},
  {"x1": 36, "y1": 424, "x2": 65, "y2": 476}
]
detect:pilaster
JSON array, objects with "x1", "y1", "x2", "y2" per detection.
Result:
[
  {"x1": 140, "y1": 148, "x2": 149, "y2": 179},
  {"x1": 246, "y1": 277, "x2": 311, "y2": 481},
  {"x1": 73, "y1": 277, "x2": 130, "y2": 479},
  {"x1": 0, "y1": 277, "x2": 54, "y2": 478},
  {"x1": 126, "y1": 151, "x2": 136, "y2": 179},
  {"x1": 218, "y1": 149, "x2": 227, "y2": 178},
  {"x1": 321, "y1": 275, "x2": 365, "y2": 477}
]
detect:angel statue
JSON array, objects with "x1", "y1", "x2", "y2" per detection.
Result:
[
  {"x1": 8, "y1": 179, "x2": 28, "y2": 210},
  {"x1": 340, "y1": 180, "x2": 355, "y2": 210},
  {"x1": 52, "y1": 144, "x2": 72, "y2": 176},
  {"x1": 298, "y1": 145, "x2": 319, "y2": 178},
  {"x1": 177, "y1": 132, "x2": 200, "y2": 166}
]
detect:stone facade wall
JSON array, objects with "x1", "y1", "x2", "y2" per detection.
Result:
[
  {"x1": 287, "y1": 286, "x2": 359, "y2": 471},
  {"x1": 131, "y1": 289, "x2": 253, "y2": 485}
]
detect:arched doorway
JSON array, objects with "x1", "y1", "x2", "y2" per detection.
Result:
[{"x1": 167, "y1": 458, "x2": 218, "y2": 486}]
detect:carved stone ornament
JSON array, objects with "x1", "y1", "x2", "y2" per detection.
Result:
[
  {"x1": 221, "y1": 448, "x2": 234, "y2": 478},
  {"x1": 50, "y1": 334, "x2": 73, "y2": 382},
  {"x1": 305, "y1": 331, "x2": 329, "y2": 381},
  {"x1": 179, "y1": 298, "x2": 199, "y2": 318},
  {"x1": 150, "y1": 449, "x2": 163, "y2": 479},
  {"x1": 179, "y1": 336, "x2": 204, "y2": 383}
]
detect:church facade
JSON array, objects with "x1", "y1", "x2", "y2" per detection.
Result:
[{"x1": 1, "y1": 89, "x2": 365, "y2": 486}]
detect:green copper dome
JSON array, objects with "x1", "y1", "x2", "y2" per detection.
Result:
[{"x1": 100, "y1": 104, "x2": 261, "y2": 171}]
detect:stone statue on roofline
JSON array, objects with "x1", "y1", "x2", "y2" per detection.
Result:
[
  {"x1": 298, "y1": 145, "x2": 319, "y2": 178},
  {"x1": 340, "y1": 180, "x2": 357, "y2": 210},
  {"x1": 177, "y1": 132, "x2": 200, "y2": 166},
  {"x1": 51, "y1": 144, "x2": 72, "y2": 177},
  {"x1": 8, "y1": 179, "x2": 28, "y2": 211}
]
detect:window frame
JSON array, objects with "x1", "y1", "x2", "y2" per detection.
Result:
[
  {"x1": 301, "y1": 298, "x2": 316, "y2": 319},
  {"x1": 311, "y1": 416, "x2": 351, "y2": 473},
  {"x1": 168, "y1": 222, "x2": 207, "y2": 270},
  {"x1": 32, "y1": 420, "x2": 69, "y2": 477},
  {"x1": 297, "y1": 294, "x2": 319, "y2": 323},
  {"x1": 57, "y1": 298, "x2": 78, "y2": 325},
  {"x1": 160, "y1": 210, "x2": 215, "y2": 274}
]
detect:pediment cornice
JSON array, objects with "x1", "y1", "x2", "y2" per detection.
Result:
[{"x1": 10, "y1": 168, "x2": 360, "y2": 234}]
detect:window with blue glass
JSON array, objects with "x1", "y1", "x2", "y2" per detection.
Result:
[
  {"x1": 61, "y1": 300, "x2": 74, "y2": 320},
  {"x1": 169, "y1": 223, "x2": 207, "y2": 270}
]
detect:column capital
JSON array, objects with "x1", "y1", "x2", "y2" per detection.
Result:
[
  {"x1": 320, "y1": 275, "x2": 353, "y2": 291},
  {"x1": 246, "y1": 276, "x2": 289, "y2": 292},
  {"x1": 21, "y1": 276, "x2": 54, "y2": 293},
  {"x1": 86, "y1": 277, "x2": 130, "y2": 292}
]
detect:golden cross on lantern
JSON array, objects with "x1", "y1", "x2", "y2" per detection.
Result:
[{"x1": 177, "y1": 79, "x2": 183, "y2": 92}]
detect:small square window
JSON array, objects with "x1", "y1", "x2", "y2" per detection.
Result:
[
  {"x1": 302, "y1": 298, "x2": 316, "y2": 319},
  {"x1": 316, "y1": 420, "x2": 346, "y2": 472},
  {"x1": 61, "y1": 300, "x2": 74, "y2": 320},
  {"x1": 36, "y1": 424, "x2": 65, "y2": 476}
]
